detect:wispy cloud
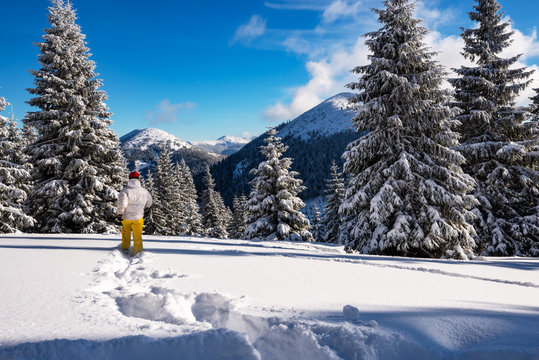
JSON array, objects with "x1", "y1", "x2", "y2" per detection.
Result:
[
  {"x1": 415, "y1": 0, "x2": 458, "y2": 30},
  {"x1": 232, "y1": 15, "x2": 267, "y2": 44},
  {"x1": 322, "y1": 0, "x2": 361, "y2": 23},
  {"x1": 264, "y1": 0, "x2": 328, "y2": 11},
  {"x1": 146, "y1": 99, "x2": 197, "y2": 125}
]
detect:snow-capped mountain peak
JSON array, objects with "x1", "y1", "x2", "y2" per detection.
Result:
[
  {"x1": 120, "y1": 128, "x2": 192, "y2": 152},
  {"x1": 192, "y1": 135, "x2": 252, "y2": 155},
  {"x1": 276, "y1": 92, "x2": 356, "y2": 140}
]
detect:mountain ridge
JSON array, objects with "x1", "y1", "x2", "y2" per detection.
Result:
[{"x1": 210, "y1": 92, "x2": 361, "y2": 206}]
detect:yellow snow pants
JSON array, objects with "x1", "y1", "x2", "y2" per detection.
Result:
[{"x1": 121, "y1": 218, "x2": 144, "y2": 255}]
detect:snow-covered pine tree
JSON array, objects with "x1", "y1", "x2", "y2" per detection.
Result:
[
  {"x1": 231, "y1": 195, "x2": 248, "y2": 239},
  {"x1": 21, "y1": 122, "x2": 36, "y2": 149},
  {"x1": 215, "y1": 193, "x2": 232, "y2": 234},
  {"x1": 531, "y1": 88, "x2": 539, "y2": 116},
  {"x1": 0, "y1": 97, "x2": 35, "y2": 232},
  {"x1": 173, "y1": 163, "x2": 188, "y2": 234},
  {"x1": 322, "y1": 160, "x2": 345, "y2": 243},
  {"x1": 341, "y1": 0, "x2": 477, "y2": 259},
  {"x1": 24, "y1": 0, "x2": 126, "y2": 233},
  {"x1": 311, "y1": 202, "x2": 324, "y2": 242},
  {"x1": 244, "y1": 129, "x2": 313, "y2": 242},
  {"x1": 141, "y1": 169, "x2": 164, "y2": 235},
  {"x1": 449, "y1": 0, "x2": 539, "y2": 256},
  {"x1": 6, "y1": 108, "x2": 32, "y2": 186},
  {"x1": 153, "y1": 146, "x2": 182, "y2": 236},
  {"x1": 178, "y1": 159, "x2": 202, "y2": 236},
  {"x1": 201, "y1": 165, "x2": 228, "y2": 238}
]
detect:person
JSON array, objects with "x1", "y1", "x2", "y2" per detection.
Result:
[{"x1": 117, "y1": 171, "x2": 153, "y2": 255}]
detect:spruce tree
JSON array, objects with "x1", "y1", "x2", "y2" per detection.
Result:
[
  {"x1": 142, "y1": 169, "x2": 165, "y2": 235},
  {"x1": 322, "y1": 160, "x2": 345, "y2": 243},
  {"x1": 173, "y1": 163, "x2": 188, "y2": 234},
  {"x1": 201, "y1": 165, "x2": 229, "y2": 238},
  {"x1": 0, "y1": 97, "x2": 35, "y2": 232},
  {"x1": 21, "y1": 122, "x2": 36, "y2": 149},
  {"x1": 24, "y1": 0, "x2": 125, "y2": 233},
  {"x1": 231, "y1": 195, "x2": 249, "y2": 239},
  {"x1": 244, "y1": 129, "x2": 313, "y2": 242},
  {"x1": 215, "y1": 193, "x2": 232, "y2": 233},
  {"x1": 177, "y1": 160, "x2": 203, "y2": 236},
  {"x1": 530, "y1": 88, "x2": 539, "y2": 117},
  {"x1": 341, "y1": 0, "x2": 477, "y2": 259},
  {"x1": 153, "y1": 146, "x2": 182, "y2": 236},
  {"x1": 311, "y1": 202, "x2": 324, "y2": 242},
  {"x1": 449, "y1": 0, "x2": 539, "y2": 256}
]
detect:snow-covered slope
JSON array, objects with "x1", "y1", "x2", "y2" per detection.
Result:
[
  {"x1": 1, "y1": 234, "x2": 538, "y2": 359},
  {"x1": 192, "y1": 135, "x2": 252, "y2": 155},
  {"x1": 276, "y1": 92, "x2": 356, "y2": 140},
  {"x1": 120, "y1": 128, "x2": 193, "y2": 152}
]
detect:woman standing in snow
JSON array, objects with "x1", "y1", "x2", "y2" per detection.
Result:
[{"x1": 117, "y1": 171, "x2": 153, "y2": 255}]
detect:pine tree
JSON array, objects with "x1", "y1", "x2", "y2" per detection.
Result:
[
  {"x1": 530, "y1": 88, "x2": 539, "y2": 116},
  {"x1": 153, "y1": 146, "x2": 182, "y2": 236},
  {"x1": 177, "y1": 160, "x2": 203, "y2": 236},
  {"x1": 341, "y1": 0, "x2": 477, "y2": 259},
  {"x1": 201, "y1": 165, "x2": 229, "y2": 238},
  {"x1": 21, "y1": 121, "x2": 36, "y2": 149},
  {"x1": 173, "y1": 163, "x2": 188, "y2": 234},
  {"x1": 311, "y1": 202, "x2": 324, "y2": 242},
  {"x1": 215, "y1": 193, "x2": 232, "y2": 233},
  {"x1": 0, "y1": 97, "x2": 35, "y2": 232},
  {"x1": 24, "y1": 0, "x2": 126, "y2": 233},
  {"x1": 322, "y1": 160, "x2": 345, "y2": 244},
  {"x1": 449, "y1": 0, "x2": 539, "y2": 256},
  {"x1": 244, "y1": 129, "x2": 313, "y2": 242},
  {"x1": 141, "y1": 169, "x2": 165, "y2": 235},
  {"x1": 231, "y1": 195, "x2": 249, "y2": 239}
]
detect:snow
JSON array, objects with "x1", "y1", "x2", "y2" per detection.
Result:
[
  {"x1": 276, "y1": 93, "x2": 356, "y2": 141},
  {"x1": 0, "y1": 234, "x2": 538, "y2": 359}
]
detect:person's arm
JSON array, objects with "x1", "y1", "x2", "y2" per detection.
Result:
[
  {"x1": 117, "y1": 191, "x2": 128, "y2": 215},
  {"x1": 145, "y1": 191, "x2": 153, "y2": 208}
]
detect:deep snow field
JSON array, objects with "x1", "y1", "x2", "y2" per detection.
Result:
[{"x1": 0, "y1": 234, "x2": 538, "y2": 360}]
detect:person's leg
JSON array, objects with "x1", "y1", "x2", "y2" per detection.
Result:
[
  {"x1": 132, "y1": 218, "x2": 144, "y2": 255},
  {"x1": 121, "y1": 220, "x2": 132, "y2": 251}
]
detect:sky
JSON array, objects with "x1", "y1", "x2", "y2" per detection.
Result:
[{"x1": 1, "y1": 0, "x2": 539, "y2": 142}]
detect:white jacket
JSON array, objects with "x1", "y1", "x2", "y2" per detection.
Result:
[{"x1": 117, "y1": 179, "x2": 153, "y2": 220}]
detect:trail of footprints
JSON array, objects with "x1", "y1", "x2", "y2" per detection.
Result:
[{"x1": 87, "y1": 249, "x2": 252, "y2": 331}]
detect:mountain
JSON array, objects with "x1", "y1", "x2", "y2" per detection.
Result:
[
  {"x1": 276, "y1": 92, "x2": 356, "y2": 140},
  {"x1": 120, "y1": 128, "x2": 225, "y2": 176},
  {"x1": 121, "y1": 128, "x2": 192, "y2": 152},
  {"x1": 210, "y1": 93, "x2": 362, "y2": 206},
  {"x1": 191, "y1": 135, "x2": 252, "y2": 156}
]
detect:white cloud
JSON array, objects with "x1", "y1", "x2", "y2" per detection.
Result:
[
  {"x1": 415, "y1": 0, "x2": 457, "y2": 30},
  {"x1": 264, "y1": 38, "x2": 368, "y2": 122},
  {"x1": 322, "y1": 0, "x2": 360, "y2": 23},
  {"x1": 146, "y1": 99, "x2": 197, "y2": 125},
  {"x1": 232, "y1": 15, "x2": 267, "y2": 44}
]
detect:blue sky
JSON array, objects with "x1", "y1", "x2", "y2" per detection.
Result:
[{"x1": 1, "y1": 0, "x2": 539, "y2": 141}]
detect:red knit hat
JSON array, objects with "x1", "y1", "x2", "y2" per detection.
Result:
[{"x1": 129, "y1": 171, "x2": 140, "y2": 179}]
